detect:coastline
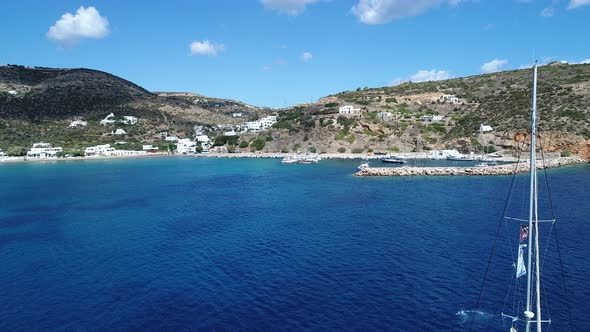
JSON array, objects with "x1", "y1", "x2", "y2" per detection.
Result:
[{"x1": 354, "y1": 156, "x2": 585, "y2": 177}]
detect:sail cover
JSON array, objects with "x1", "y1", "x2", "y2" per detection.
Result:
[{"x1": 517, "y1": 244, "x2": 526, "y2": 278}]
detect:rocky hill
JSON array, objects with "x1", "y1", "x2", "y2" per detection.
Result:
[
  {"x1": 259, "y1": 62, "x2": 590, "y2": 158},
  {"x1": 1, "y1": 63, "x2": 589, "y2": 158},
  {"x1": 0, "y1": 64, "x2": 269, "y2": 154}
]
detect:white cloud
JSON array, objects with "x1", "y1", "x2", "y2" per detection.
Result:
[
  {"x1": 189, "y1": 40, "x2": 224, "y2": 56},
  {"x1": 568, "y1": 0, "x2": 590, "y2": 9},
  {"x1": 351, "y1": 0, "x2": 475, "y2": 24},
  {"x1": 261, "y1": 0, "x2": 320, "y2": 15},
  {"x1": 579, "y1": 58, "x2": 590, "y2": 64},
  {"x1": 389, "y1": 69, "x2": 452, "y2": 86},
  {"x1": 410, "y1": 69, "x2": 451, "y2": 82},
  {"x1": 540, "y1": 7, "x2": 554, "y2": 17},
  {"x1": 46, "y1": 6, "x2": 109, "y2": 47},
  {"x1": 301, "y1": 52, "x2": 313, "y2": 61},
  {"x1": 481, "y1": 59, "x2": 508, "y2": 73}
]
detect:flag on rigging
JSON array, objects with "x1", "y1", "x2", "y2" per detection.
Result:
[
  {"x1": 516, "y1": 244, "x2": 526, "y2": 278},
  {"x1": 520, "y1": 224, "x2": 529, "y2": 243}
]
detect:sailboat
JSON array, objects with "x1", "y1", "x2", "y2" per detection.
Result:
[
  {"x1": 500, "y1": 63, "x2": 549, "y2": 332},
  {"x1": 470, "y1": 64, "x2": 566, "y2": 332}
]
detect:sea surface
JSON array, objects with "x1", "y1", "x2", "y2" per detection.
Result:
[{"x1": 0, "y1": 157, "x2": 588, "y2": 331}]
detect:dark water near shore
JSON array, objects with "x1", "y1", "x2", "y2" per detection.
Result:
[{"x1": 1, "y1": 158, "x2": 588, "y2": 331}]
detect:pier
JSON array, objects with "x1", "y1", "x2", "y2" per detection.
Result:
[{"x1": 354, "y1": 156, "x2": 585, "y2": 177}]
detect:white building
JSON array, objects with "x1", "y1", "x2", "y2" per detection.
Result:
[
  {"x1": 224, "y1": 130, "x2": 237, "y2": 136},
  {"x1": 26, "y1": 143, "x2": 63, "y2": 158},
  {"x1": 69, "y1": 120, "x2": 88, "y2": 128},
  {"x1": 441, "y1": 94, "x2": 459, "y2": 103},
  {"x1": 85, "y1": 144, "x2": 116, "y2": 157},
  {"x1": 378, "y1": 112, "x2": 392, "y2": 119},
  {"x1": 259, "y1": 116, "x2": 277, "y2": 129},
  {"x1": 479, "y1": 124, "x2": 493, "y2": 133},
  {"x1": 111, "y1": 150, "x2": 147, "y2": 156},
  {"x1": 430, "y1": 149, "x2": 460, "y2": 159},
  {"x1": 339, "y1": 105, "x2": 360, "y2": 115},
  {"x1": 165, "y1": 136, "x2": 179, "y2": 142},
  {"x1": 176, "y1": 138, "x2": 197, "y2": 154},
  {"x1": 240, "y1": 115, "x2": 277, "y2": 132},
  {"x1": 142, "y1": 145, "x2": 159, "y2": 152},
  {"x1": 100, "y1": 113, "x2": 116, "y2": 126},
  {"x1": 241, "y1": 121, "x2": 262, "y2": 132},
  {"x1": 195, "y1": 135, "x2": 211, "y2": 152},
  {"x1": 232, "y1": 112, "x2": 243, "y2": 117},
  {"x1": 8, "y1": 90, "x2": 17, "y2": 95},
  {"x1": 114, "y1": 128, "x2": 127, "y2": 135},
  {"x1": 122, "y1": 116, "x2": 138, "y2": 125},
  {"x1": 420, "y1": 115, "x2": 444, "y2": 122}
]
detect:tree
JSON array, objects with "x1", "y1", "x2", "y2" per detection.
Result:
[
  {"x1": 252, "y1": 138, "x2": 265, "y2": 151},
  {"x1": 337, "y1": 147, "x2": 346, "y2": 153}
]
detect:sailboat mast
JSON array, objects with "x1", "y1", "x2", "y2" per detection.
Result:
[{"x1": 525, "y1": 63, "x2": 539, "y2": 332}]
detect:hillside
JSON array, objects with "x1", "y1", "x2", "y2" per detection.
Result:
[
  {"x1": 0, "y1": 63, "x2": 589, "y2": 158},
  {"x1": 0, "y1": 64, "x2": 269, "y2": 154},
  {"x1": 258, "y1": 62, "x2": 590, "y2": 157}
]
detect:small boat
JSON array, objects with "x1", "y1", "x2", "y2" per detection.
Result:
[
  {"x1": 281, "y1": 156, "x2": 300, "y2": 164},
  {"x1": 381, "y1": 156, "x2": 407, "y2": 164},
  {"x1": 475, "y1": 162, "x2": 491, "y2": 167},
  {"x1": 298, "y1": 156, "x2": 320, "y2": 164},
  {"x1": 358, "y1": 162, "x2": 370, "y2": 170},
  {"x1": 446, "y1": 155, "x2": 477, "y2": 161}
]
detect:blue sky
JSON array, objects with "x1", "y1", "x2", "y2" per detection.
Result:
[{"x1": 1, "y1": 0, "x2": 589, "y2": 107}]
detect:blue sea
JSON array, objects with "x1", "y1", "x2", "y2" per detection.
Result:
[{"x1": 1, "y1": 157, "x2": 588, "y2": 331}]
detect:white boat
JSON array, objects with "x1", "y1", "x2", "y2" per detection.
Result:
[
  {"x1": 381, "y1": 156, "x2": 407, "y2": 164},
  {"x1": 297, "y1": 156, "x2": 320, "y2": 164},
  {"x1": 281, "y1": 156, "x2": 300, "y2": 164},
  {"x1": 471, "y1": 64, "x2": 560, "y2": 332},
  {"x1": 446, "y1": 155, "x2": 477, "y2": 161},
  {"x1": 358, "y1": 162, "x2": 369, "y2": 170}
]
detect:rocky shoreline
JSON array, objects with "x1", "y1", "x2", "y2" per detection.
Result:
[{"x1": 354, "y1": 156, "x2": 586, "y2": 177}]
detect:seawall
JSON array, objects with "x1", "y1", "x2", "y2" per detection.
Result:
[{"x1": 354, "y1": 156, "x2": 585, "y2": 177}]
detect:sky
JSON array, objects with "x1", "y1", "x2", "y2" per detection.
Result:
[{"x1": 1, "y1": 0, "x2": 589, "y2": 107}]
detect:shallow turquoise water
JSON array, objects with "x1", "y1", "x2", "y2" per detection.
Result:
[{"x1": 0, "y1": 158, "x2": 588, "y2": 331}]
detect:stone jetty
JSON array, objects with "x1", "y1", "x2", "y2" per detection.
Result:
[{"x1": 354, "y1": 156, "x2": 585, "y2": 177}]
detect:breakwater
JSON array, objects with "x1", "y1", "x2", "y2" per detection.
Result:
[{"x1": 354, "y1": 156, "x2": 585, "y2": 177}]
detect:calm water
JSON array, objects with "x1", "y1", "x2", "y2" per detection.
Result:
[{"x1": 0, "y1": 158, "x2": 588, "y2": 331}]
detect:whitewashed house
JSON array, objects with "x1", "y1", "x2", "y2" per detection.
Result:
[
  {"x1": 224, "y1": 130, "x2": 237, "y2": 136},
  {"x1": 195, "y1": 135, "x2": 211, "y2": 152},
  {"x1": 165, "y1": 136, "x2": 179, "y2": 142},
  {"x1": 142, "y1": 145, "x2": 159, "y2": 152},
  {"x1": 339, "y1": 105, "x2": 360, "y2": 115},
  {"x1": 241, "y1": 121, "x2": 262, "y2": 132},
  {"x1": 85, "y1": 144, "x2": 116, "y2": 157},
  {"x1": 378, "y1": 112, "x2": 392, "y2": 119},
  {"x1": 122, "y1": 116, "x2": 138, "y2": 125},
  {"x1": 479, "y1": 124, "x2": 493, "y2": 133},
  {"x1": 232, "y1": 112, "x2": 243, "y2": 118},
  {"x1": 111, "y1": 150, "x2": 147, "y2": 156},
  {"x1": 114, "y1": 128, "x2": 127, "y2": 135},
  {"x1": 100, "y1": 113, "x2": 116, "y2": 126},
  {"x1": 420, "y1": 115, "x2": 444, "y2": 122},
  {"x1": 259, "y1": 116, "x2": 277, "y2": 129},
  {"x1": 441, "y1": 94, "x2": 459, "y2": 103},
  {"x1": 176, "y1": 138, "x2": 196, "y2": 154},
  {"x1": 240, "y1": 115, "x2": 277, "y2": 133},
  {"x1": 430, "y1": 149, "x2": 460, "y2": 160},
  {"x1": 8, "y1": 90, "x2": 17, "y2": 95},
  {"x1": 69, "y1": 120, "x2": 88, "y2": 128},
  {"x1": 26, "y1": 143, "x2": 63, "y2": 158}
]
